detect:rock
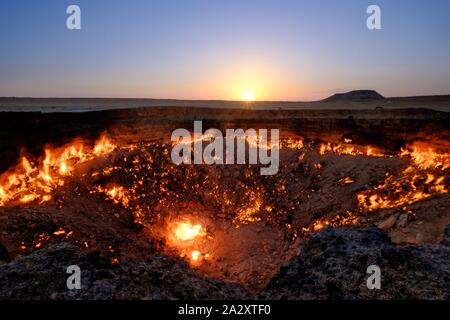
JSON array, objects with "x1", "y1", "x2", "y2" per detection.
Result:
[
  {"x1": 262, "y1": 225, "x2": 450, "y2": 299},
  {"x1": 0, "y1": 243, "x2": 248, "y2": 300},
  {"x1": 377, "y1": 214, "x2": 398, "y2": 230},
  {"x1": 404, "y1": 234, "x2": 422, "y2": 245},
  {"x1": 0, "y1": 242, "x2": 9, "y2": 262},
  {"x1": 323, "y1": 90, "x2": 385, "y2": 102},
  {"x1": 396, "y1": 213, "x2": 409, "y2": 228}
]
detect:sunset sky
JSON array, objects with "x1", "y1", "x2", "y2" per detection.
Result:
[{"x1": 1, "y1": 0, "x2": 450, "y2": 101}]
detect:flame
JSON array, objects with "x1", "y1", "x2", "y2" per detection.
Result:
[
  {"x1": 357, "y1": 169, "x2": 448, "y2": 211},
  {"x1": 339, "y1": 177, "x2": 355, "y2": 184},
  {"x1": 93, "y1": 135, "x2": 116, "y2": 156},
  {"x1": 282, "y1": 137, "x2": 304, "y2": 150},
  {"x1": 92, "y1": 185, "x2": 130, "y2": 207},
  {"x1": 234, "y1": 189, "x2": 263, "y2": 224},
  {"x1": 313, "y1": 220, "x2": 328, "y2": 231},
  {"x1": 0, "y1": 135, "x2": 116, "y2": 206},
  {"x1": 358, "y1": 141, "x2": 449, "y2": 211},
  {"x1": 400, "y1": 142, "x2": 450, "y2": 170},
  {"x1": 53, "y1": 229, "x2": 66, "y2": 236},
  {"x1": 318, "y1": 142, "x2": 384, "y2": 157},
  {"x1": 191, "y1": 250, "x2": 201, "y2": 261},
  {"x1": 167, "y1": 219, "x2": 210, "y2": 265},
  {"x1": 303, "y1": 211, "x2": 359, "y2": 233},
  {"x1": 174, "y1": 222, "x2": 205, "y2": 241},
  {"x1": 2, "y1": 131, "x2": 448, "y2": 265}
]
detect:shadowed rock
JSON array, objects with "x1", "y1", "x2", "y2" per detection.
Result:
[
  {"x1": 324, "y1": 90, "x2": 385, "y2": 101},
  {"x1": 0, "y1": 243, "x2": 249, "y2": 300},
  {"x1": 261, "y1": 225, "x2": 450, "y2": 299}
]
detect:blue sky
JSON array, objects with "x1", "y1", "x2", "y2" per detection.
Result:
[{"x1": 1, "y1": 0, "x2": 449, "y2": 100}]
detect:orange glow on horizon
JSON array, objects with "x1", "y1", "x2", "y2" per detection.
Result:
[{"x1": 242, "y1": 89, "x2": 255, "y2": 102}]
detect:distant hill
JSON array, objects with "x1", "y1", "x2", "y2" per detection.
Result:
[{"x1": 323, "y1": 90, "x2": 385, "y2": 102}]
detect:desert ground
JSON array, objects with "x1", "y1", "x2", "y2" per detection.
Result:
[
  {"x1": 0, "y1": 95, "x2": 449, "y2": 299},
  {"x1": 1, "y1": 92, "x2": 450, "y2": 112}
]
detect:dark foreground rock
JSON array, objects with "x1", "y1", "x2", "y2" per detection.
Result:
[
  {"x1": 0, "y1": 225, "x2": 448, "y2": 299},
  {"x1": 262, "y1": 225, "x2": 450, "y2": 299},
  {"x1": 0, "y1": 243, "x2": 248, "y2": 300},
  {"x1": 0, "y1": 241, "x2": 9, "y2": 262}
]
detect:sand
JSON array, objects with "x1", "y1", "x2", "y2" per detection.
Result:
[{"x1": 1, "y1": 96, "x2": 450, "y2": 113}]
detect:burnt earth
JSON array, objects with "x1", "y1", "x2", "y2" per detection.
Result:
[
  {"x1": 0, "y1": 242, "x2": 249, "y2": 300},
  {"x1": 262, "y1": 225, "x2": 450, "y2": 299},
  {"x1": 0, "y1": 225, "x2": 448, "y2": 299},
  {"x1": 0, "y1": 106, "x2": 449, "y2": 299}
]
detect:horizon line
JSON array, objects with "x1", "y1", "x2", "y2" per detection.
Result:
[{"x1": 2, "y1": 92, "x2": 450, "y2": 103}]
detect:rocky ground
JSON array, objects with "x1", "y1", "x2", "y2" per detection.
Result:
[
  {"x1": 263, "y1": 225, "x2": 450, "y2": 299},
  {"x1": 0, "y1": 225, "x2": 448, "y2": 299},
  {"x1": 0, "y1": 106, "x2": 449, "y2": 299}
]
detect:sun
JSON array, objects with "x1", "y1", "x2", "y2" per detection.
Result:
[{"x1": 242, "y1": 89, "x2": 255, "y2": 102}]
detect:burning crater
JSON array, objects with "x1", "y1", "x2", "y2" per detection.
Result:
[{"x1": 0, "y1": 108, "x2": 449, "y2": 298}]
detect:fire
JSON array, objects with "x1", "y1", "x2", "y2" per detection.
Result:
[
  {"x1": 313, "y1": 220, "x2": 328, "y2": 231},
  {"x1": 92, "y1": 185, "x2": 130, "y2": 207},
  {"x1": 358, "y1": 141, "x2": 449, "y2": 211},
  {"x1": 93, "y1": 135, "x2": 116, "y2": 156},
  {"x1": 2, "y1": 129, "x2": 448, "y2": 268},
  {"x1": 174, "y1": 222, "x2": 205, "y2": 241},
  {"x1": 357, "y1": 168, "x2": 448, "y2": 211},
  {"x1": 0, "y1": 135, "x2": 116, "y2": 206},
  {"x1": 281, "y1": 137, "x2": 304, "y2": 150},
  {"x1": 339, "y1": 177, "x2": 355, "y2": 184},
  {"x1": 303, "y1": 211, "x2": 359, "y2": 234},
  {"x1": 234, "y1": 189, "x2": 263, "y2": 224},
  {"x1": 400, "y1": 142, "x2": 450, "y2": 170},
  {"x1": 318, "y1": 142, "x2": 384, "y2": 157},
  {"x1": 191, "y1": 250, "x2": 201, "y2": 261},
  {"x1": 168, "y1": 220, "x2": 210, "y2": 264},
  {"x1": 53, "y1": 229, "x2": 66, "y2": 236}
]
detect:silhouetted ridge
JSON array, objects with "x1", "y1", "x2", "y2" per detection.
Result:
[{"x1": 324, "y1": 90, "x2": 385, "y2": 101}]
